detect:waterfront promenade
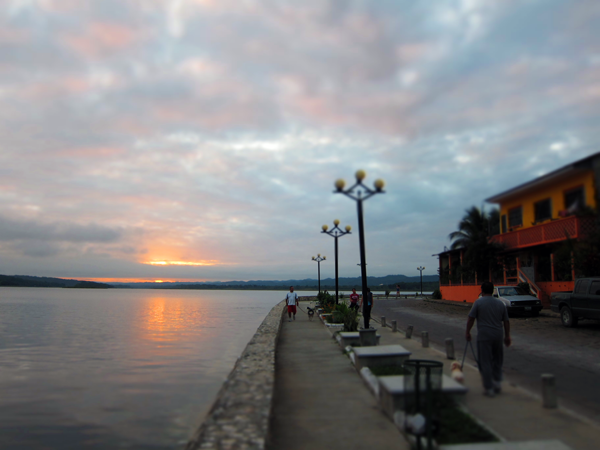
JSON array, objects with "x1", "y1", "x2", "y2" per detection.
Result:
[
  {"x1": 267, "y1": 300, "x2": 600, "y2": 450},
  {"x1": 188, "y1": 298, "x2": 600, "y2": 449},
  {"x1": 267, "y1": 305, "x2": 408, "y2": 450}
]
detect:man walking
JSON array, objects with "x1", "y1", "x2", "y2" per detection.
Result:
[
  {"x1": 466, "y1": 281, "x2": 511, "y2": 397},
  {"x1": 286, "y1": 286, "x2": 299, "y2": 322}
]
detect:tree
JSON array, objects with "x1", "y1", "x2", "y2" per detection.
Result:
[
  {"x1": 573, "y1": 211, "x2": 600, "y2": 278},
  {"x1": 448, "y1": 206, "x2": 504, "y2": 282}
]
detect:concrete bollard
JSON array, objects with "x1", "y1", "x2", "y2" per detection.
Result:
[
  {"x1": 422, "y1": 331, "x2": 429, "y2": 348},
  {"x1": 381, "y1": 317, "x2": 386, "y2": 328},
  {"x1": 391, "y1": 320, "x2": 397, "y2": 332},
  {"x1": 406, "y1": 325, "x2": 413, "y2": 339},
  {"x1": 542, "y1": 374, "x2": 557, "y2": 409},
  {"x1": 445, "y1": 338, "x2": 455, "y2": 359}
]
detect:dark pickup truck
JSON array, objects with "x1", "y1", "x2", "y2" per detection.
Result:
[{"x1": 551, "y1": 278, "x2": 600, "y2": 327}]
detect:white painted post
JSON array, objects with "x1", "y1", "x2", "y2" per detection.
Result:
[
  {"x1": 406, "y1": 325, "x2": 413, "y2": 338},
  {"x1": 542, "y1": 374, "x2": 557, "y2": 408},
  {"x1": 445, "y1": 338, "x2": 455, "y2": 359},
  {"x1": 422, "y1": 331, "x2": 429, "y2": 348},
  {"x1": 381, "y1": 316, "x2": 386, "y2": 328}
]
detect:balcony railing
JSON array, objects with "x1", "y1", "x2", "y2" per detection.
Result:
[{"x1": 490, "y1": 215, "x2": 595, "y2": 250}]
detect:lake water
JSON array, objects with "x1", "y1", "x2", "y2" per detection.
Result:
[{"x1": 0, "y1": 288, "x2": 297, "y2": 450}]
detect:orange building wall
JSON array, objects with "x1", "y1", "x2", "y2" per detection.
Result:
[
  {"x1": 498, "y1": 171, "x2": 596, "y2": 231},
  {"x1": 440, "y1": 285, "x2": 481, "y2": 304}
]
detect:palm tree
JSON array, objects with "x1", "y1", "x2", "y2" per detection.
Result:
[{"x1": 449, "y1": 206, "x2": 502, "y2": 282}]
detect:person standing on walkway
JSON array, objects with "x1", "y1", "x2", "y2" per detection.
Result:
[
  {"x1": 349, "y1": 288, "x2": 360, "y2": 311},
  {"x1": 396, "y1": 284, "x2": 400, "y2": 298},
  {"x1": 360, "y1": 287, "x2": 374, "y2": 329},
  {"x1": 286, "y1": 286, "x2": 299, "y2": 322},
  {"x1": 465, "y1": 281, "x2": 512, "y2": 397}
]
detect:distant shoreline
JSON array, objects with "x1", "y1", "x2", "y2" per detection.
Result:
[{"x1": 1, "y1": 273, "x2": 439, "y2": 291}]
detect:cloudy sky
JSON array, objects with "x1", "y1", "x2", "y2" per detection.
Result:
[{"x1": 1, "y1": 0, "x2": 599, "y2": 283}]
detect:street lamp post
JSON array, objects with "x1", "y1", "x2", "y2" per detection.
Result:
[
  {"x1": 321, "y1": 220, "x2": 352, "y2": 304},
  {"x1": 334, "y1": 170, "x2": 385, "y2": 329},
  {"x1": 417, "y1": 266, "x2": 425, "y2": 296},
  {"x1": 312, "y1": 254, "x2": 326, "y2": 294}
]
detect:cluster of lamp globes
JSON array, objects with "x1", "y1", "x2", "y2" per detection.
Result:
[
  {"x1": 321, "y1": 219, "x2": 352, "y2": 233},
  {"x1": 334, "y1": 169, "x2": 385, "y2": 192},
  {"x1": 311, "y1": 254, "x2": 326, "y2": 261}
]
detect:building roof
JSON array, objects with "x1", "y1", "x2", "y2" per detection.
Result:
[{"x1": 485, "y1": 151, "x2": 600, "y2": 204}]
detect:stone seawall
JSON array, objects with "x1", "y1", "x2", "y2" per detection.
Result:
[{"x1": 184, "y1": 299, "x2": 286, "y2": 450}]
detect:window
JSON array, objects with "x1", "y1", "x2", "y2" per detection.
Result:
[
  {"x1": 501, "y1": 215, "x2": 507, "y2": 233},
  {"x1": 575, "y1": 279, "x2": 591, "y2": 294},
  {"x1": 590, "y1": 281, "x2": 600, "y2": 296},
  {"x1": 508, "y1": 206, "x2": 522, "y2": 228},
  {"x1": 534, "y1": 198, "x2": 552, "y2": 223},
  {"x1": 565, "y1": 186, "x2": 584, "y2": 212}
]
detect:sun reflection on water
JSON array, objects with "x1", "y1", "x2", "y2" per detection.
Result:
[{"x1": 139, "y1": 296, "x2": 210, "y2": 345}]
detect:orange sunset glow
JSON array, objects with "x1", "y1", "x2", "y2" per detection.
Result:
[{"x1": 144, "y1": 260, "x2": 219, "y2": 266}]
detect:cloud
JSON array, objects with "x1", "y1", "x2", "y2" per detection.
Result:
[{"x1": 0, "y1": 1, "x2": 599, "y2": 280}]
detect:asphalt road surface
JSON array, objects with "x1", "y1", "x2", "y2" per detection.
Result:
[{"x1": 372, "y1": 297, "x2": 600, "y2": 425}]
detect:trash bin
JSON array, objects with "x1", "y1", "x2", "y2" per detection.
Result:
[{"x1": 403, "y1": 360, "x2": 443, "y2": 449}]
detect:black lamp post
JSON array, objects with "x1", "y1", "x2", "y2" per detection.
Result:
[
  {"x1": 311, "y1": 254, "x2": 326, "y2": 294},
  {"x1": 321, "y1": 220, "x2": 351, "y2": 304},
  {"x1": 417, "y1": 266, "x2": 425, "y2": 296},
  {"x1": 334, "y1": 170, "x2": 385, "y2": 329}
]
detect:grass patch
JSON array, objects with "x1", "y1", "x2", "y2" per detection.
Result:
[
  {"x1": 369, "y1": 365, "x2": 411, "y2": 376},
  {"x1": 436, "y1": 396, "x2": 498, "y2": 445}
]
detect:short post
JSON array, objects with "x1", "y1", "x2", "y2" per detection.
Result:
[
  {"x1": 445, "y1": 338, "x2": 455, "y2": 359},
  {"x1": 422, "y1": 331, "x2": 429, "y2": 348},
  {"x1": 542, "y1": 374, "x2": 557, "y2": 409},
  {"x1": 381, "y1": 316, "x2": 386, "y2": 328},
  {"x1": 391, "y1": 320, "x2": 397, "y2": 332},
  {"x1": 406, "y1": 325, "x2": 413, "y2": 339}
]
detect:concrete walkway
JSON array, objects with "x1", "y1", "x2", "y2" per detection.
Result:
[
  {"x1": 267, "y1": 305, "x2": 409, "y2": 450},
  {"x1": 268, "y1": 301, "x2": 600, "y2": 450}
]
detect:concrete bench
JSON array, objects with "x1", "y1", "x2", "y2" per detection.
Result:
[
  {"x1": 379, "y1": 374, "x2": 468, "y2": 419},
  {"x1": 336, "y1": 331, "x2": 381, "y2": 347},
  {"x1": 352, "y1": 345, "x2": 411, "y2": 370}
]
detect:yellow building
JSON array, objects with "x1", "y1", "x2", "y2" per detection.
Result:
[{"x1": 438, "y1": 152, "x2": 600, "y2": 304}]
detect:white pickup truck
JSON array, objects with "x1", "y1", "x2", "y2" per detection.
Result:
[{"x1": 550, "y1": 278, "x2": 600, "y2": 327}]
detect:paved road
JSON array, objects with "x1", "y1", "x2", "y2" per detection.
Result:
[{"x1": 373, "y1": 298, "x2": 600, "y2": 425}]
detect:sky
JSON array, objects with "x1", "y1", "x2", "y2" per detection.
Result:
[{"x1": 1, "y1": 0, "x2": 599, "y2": 283}]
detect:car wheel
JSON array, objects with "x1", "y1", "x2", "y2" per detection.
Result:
[{"x1": 560, "y1": 306, "x2": 578, "y2": 327}]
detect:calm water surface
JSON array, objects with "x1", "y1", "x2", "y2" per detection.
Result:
[{"x1": 0, "y1": 288, "x2": 293, "y2": 450}]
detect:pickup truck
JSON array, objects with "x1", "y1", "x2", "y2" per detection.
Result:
[{"x1": 551, "y1": 278, "x2": 600, "y2": 327}]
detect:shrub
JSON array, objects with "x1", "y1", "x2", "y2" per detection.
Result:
[
  {"x1": 432, "y1": 289, "x2": 442, "y2": 299},
  {"x1": 317, "y1": 291, "x2": 336, "y2": 313},
  {"x1": 333, "y1": 302, "x2": 359, "y2": 332}
]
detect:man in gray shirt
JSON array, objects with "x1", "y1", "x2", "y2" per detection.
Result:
[{"x1": 466, "y1": 281, "x2": 512, "y2": 397}]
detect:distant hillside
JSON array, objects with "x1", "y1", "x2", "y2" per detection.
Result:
[
  {"x1": 0, "y1": 275, "x2": 113, "y2": 289},
  {"x1": 1, "y1": 273, "x2": 438, "y2": 290},
  {"x1": 113, "y1": 274, "x2": 439, "y2": 290}
]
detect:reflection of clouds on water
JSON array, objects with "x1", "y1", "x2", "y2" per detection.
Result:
[{"x1": 0, "y1": 288, "x2": 283, "y2": 449}]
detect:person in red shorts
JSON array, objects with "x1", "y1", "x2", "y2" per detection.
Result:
[
  {"x1": 285, "y1": 286, "x2": 299, "y2": 322},
  {"x1": 349, "y1": 288, "x2": 360, "y2": 311}
]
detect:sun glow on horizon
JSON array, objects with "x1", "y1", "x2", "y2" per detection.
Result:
[{"x1": 143, "y1": 260, "x2": 219, "y2": 266}]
